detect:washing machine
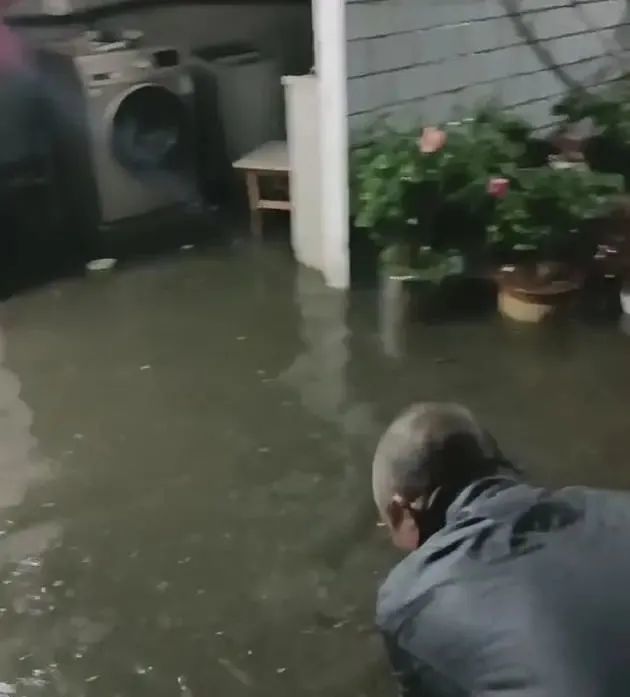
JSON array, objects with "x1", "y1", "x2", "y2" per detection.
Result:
[{"x1": 38, "y1": 33, "x2": 200, "y2": 251}]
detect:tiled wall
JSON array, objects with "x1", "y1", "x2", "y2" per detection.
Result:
[{"x1": 346, "y1": 0, "x2": 630, "y2": 138}]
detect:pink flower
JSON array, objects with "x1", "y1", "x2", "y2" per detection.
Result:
[
  {"x1": 487, "y1": 177, "x2": 510, "y2": 199},
  {"x1": 418, "y1": 127, "x2": 447, "y2": 154}
]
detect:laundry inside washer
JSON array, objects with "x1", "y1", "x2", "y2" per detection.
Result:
[{"x1": 112, "y1": 85, "x2": 189, "y2": 176}]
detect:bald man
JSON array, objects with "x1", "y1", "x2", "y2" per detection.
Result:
[{"x1": 373, "y1": 403, "x2": 630, "y2": 697}]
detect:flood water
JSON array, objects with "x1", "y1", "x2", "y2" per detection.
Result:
[{"x1": 1, "y1": 242, "x2": 630, "y2": 697}]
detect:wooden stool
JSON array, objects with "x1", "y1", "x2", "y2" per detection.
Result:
[{"x1": 233, "y1": 141, "x2": 290, "y2": 238}]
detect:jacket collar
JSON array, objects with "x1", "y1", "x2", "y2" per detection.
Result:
[{"x1": 445, "y1": 474, "x2": 522, "y2": 523}]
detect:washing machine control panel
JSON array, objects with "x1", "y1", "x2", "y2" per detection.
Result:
[
  {"x1": 152, "y1": 49, "x2": 179, "y2": 68},
  {"x1": 76, "y1": 46, "x2": 183, "y2": 90},
  {"x1": 132, "y1": 58, "x2": 152, "y2": 70}
]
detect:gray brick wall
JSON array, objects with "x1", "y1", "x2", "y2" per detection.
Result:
[{"x1": 346, "y1": 0, "x2": 630, "y2": 139}]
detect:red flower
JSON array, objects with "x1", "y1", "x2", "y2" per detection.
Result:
[
  {"x1": 487, "y1": 177, "x2": 510, "y2": 199},
  {"x1": 418, "y1": 127, "x2": 447, "y2": 154}
]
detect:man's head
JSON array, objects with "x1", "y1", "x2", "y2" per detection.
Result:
[{"x1": 373, "y1": 403, "x2": 510, "y2": 550}]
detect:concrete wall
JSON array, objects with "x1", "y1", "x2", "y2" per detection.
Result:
[
  {"x1": 8, "y1": 2, "x2": 313, "y2": 75},
  {"x1": 346, "y1": 0, "x2": 630, "y2": 139}
]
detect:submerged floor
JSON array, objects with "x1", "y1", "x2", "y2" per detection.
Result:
[{"x1": 1, "y1": 243, "x2": 630, "y2": 696}]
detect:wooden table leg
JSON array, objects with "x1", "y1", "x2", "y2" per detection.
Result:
[{"x1": 245, "y1": 170, "x2": 263, "y2": 239}]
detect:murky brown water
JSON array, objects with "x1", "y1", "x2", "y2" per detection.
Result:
[{"x1": 1, "y1": 243, "x2": 630, "y2": 696}]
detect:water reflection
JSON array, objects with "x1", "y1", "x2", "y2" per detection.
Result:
[
  {"x1": 2, "y1": 248, "x2": 629, "y2": 696},
  {"x1": 0, "y1": 321, "x2": 63, "y2": 695},
  {"x1": 0, "y1": 331, "x2": 42, "y2": 511},
  {"x1": 0, "y1": 255, "x2": 394, "y2": 697},
  {"x1": 378, "y1": 275, "x2": 409, "y2": 360},
  {"x1": 281, "y1": 267, "x2": 350, "y2": 422},
  {"x1": 281, "y1": 266, "x2": 377, "y2": 438}
]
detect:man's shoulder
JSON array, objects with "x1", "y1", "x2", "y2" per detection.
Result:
[
  {"x1": 376, "y1": 551, "x2": 426, "y2": 632},
  {"x1": 375, "y1": 482, "x2": 579, "y2": 630},
  {"x1": 377, "y1": 483, "x2": 630, "y2": 633},
  {"x1": 376, "y1": 521, "x2": 487, "y2": 634},
  {"x1": 376, "y1": 483, "x2": 630, "y2": 695}
]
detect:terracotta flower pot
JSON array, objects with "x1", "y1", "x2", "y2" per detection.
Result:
[{"x1": 496, "y1": 263, "x2": 582, "y2": 323}]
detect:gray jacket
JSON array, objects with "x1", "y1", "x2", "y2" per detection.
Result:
[{"x1": 377, "y1": 477, "x2": 630, "y2": 696}]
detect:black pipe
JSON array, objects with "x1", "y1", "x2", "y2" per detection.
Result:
[{"x1": 501, "y1": 0, "x2": 581, "y2": 90}]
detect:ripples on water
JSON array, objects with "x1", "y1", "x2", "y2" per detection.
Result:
[
  {"x1": 0, "y1": 248, "x2": 629, "y2": 695},
  {"x1": 0, "y1": 252, "x2": 394, "y2": 697}
]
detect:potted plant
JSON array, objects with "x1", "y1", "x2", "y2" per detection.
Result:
[
  {"x1": 350, "y1": 124, "x2": 463, "y2": 316},
  {"x1": 350, "y1": 115, "x2": 529, "y2": 313},
  {"x1": 473, "y1": 102, "x2": 553, "y2": 167},
  {"x1": 487, "y1": 165, "x2": 624, "y2": 322}
]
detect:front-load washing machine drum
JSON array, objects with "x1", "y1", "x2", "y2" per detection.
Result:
[{"x1": 111, "y1": 85, "x2": 190, "y2": 178}]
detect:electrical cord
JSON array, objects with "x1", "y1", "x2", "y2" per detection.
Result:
[
  {"x1": 501, "y1": 0, "x2": 581, "y2": 90},
  {"x1": 502, "y1": 0, "x2": 630, "y2": 92},
  {"x1": 568, "y1": 0, "x2": 630, "y2": 78}
]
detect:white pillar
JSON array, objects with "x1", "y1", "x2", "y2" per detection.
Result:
[{"x1": 313, "y1": 0, "x2": 350, "y2": 290}]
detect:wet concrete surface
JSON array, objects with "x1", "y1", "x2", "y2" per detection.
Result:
[{"x1": 1, "y1": 242, "x2": 630, "y2": 696}]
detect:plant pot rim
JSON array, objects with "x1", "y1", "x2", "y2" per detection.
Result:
[
  {"x1": 383, "y1": 271, "x2": 428, "y2": 282},
  {"x1": 498, "y1": 287, "x2": 568, "y2": 321},
  {"x1": 495, "y1": 263, "x2": 583, "y2": 300}
]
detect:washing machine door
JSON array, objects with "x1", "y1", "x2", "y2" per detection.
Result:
[{"x1": 110, "y1": 83, "x2": 190, "y2": 180}]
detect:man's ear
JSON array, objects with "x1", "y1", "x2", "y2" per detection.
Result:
[
  {"x1": 386, "y1": 495, "x2": 406, "y2": 530},
  {"x1": 388, "y1": 494, "x2": 421, "y2": 550}
]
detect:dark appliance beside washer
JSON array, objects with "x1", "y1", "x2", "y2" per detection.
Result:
[{"x1": 190, "y1": 44, "x2": 283, "y2": 209}]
